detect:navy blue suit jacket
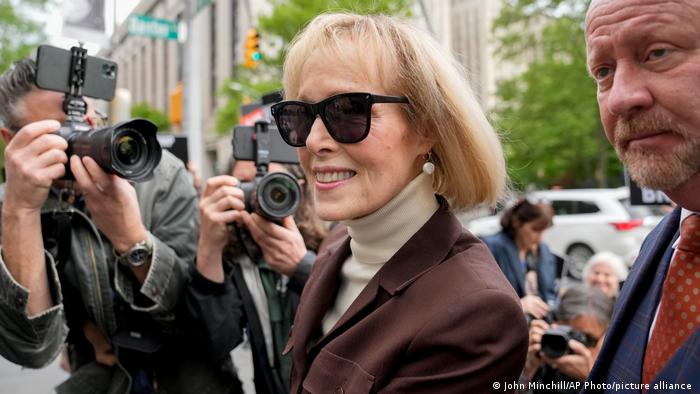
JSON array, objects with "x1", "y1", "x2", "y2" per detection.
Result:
[
  {"x1": 481, "y1": 231, "x2": 558, "y2": 304},
  {"x1": 585, "y1": 207, "x2": 700, "y2": 393}
]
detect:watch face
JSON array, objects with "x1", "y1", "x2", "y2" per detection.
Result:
[{"x1": 128, "y1": 247, "x2": 149, "y2": 266}]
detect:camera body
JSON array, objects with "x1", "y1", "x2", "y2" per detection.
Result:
[
  {"x1": 540, "y1": 325, "x2": 589, "y2": 358},
  {"x1": 232, "y1": 121, "x2": 301, "y2": 221},
  {"x1": 35, "y1": 45, "x2": 161, "y2": 182}
]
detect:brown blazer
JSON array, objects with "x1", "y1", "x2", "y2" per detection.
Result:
[{"x1": 285, "y1": 198, "x2": 528, "y2": 393}]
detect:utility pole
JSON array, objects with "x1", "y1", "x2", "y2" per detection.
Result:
[{"x1": 183, "y1": 0, "x2": 203, "y2": 171}]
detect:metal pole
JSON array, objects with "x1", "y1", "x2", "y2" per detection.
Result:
[{"x1": 183, "y1": 0, "x2": 202, "y2": 171}]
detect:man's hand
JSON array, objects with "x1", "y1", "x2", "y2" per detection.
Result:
[
  {"x1": 241, "y1": 212, "x2": 307, "y2": 277},
  {"x1": 3, "y1": 120, "x2": 66, "y2": 212},
  {"x1": 70, "y1": 156, "x2": 147, "y2": 254},
  {"x1": 196, "y1": 176, "x2": 245, "y2": 282},
  {"x1": 83, "y1": 321, "x2": 117, "y2": 367},
  {"x1": 525, "y1": 319, "x2": 549, "y2": 379},
  {"x1": 2, "y1": 120, "x2": 66, "y2": 315},
  {"x1": 521, "y1": 295, "x2": 550, "y2": 319},
  {"x1": 544, "y1": 339, "x2": 594, "y2": 381}
]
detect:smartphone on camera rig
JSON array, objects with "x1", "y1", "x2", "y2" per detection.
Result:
[
  {"x1": 35, "y1": 44, "x2": 161, "y2": 182},
  {"x1": 232, "y1": 120, "x2": 301, "y2": 221}
]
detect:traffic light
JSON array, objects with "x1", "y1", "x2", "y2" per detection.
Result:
[
  {"x1": 169, "y1": 82, "x2": 183, "y2": 128},
  {"x1": 243, "y1": 28, "x2": 261, "y2": 69}
]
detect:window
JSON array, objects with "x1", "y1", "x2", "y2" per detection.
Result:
[
  {"x1": 551, "y1": 200, "x2": 600, "y2": 215},
  {"x1": 577, "y1": 201, "x2": 600, "y2": 214},
  {"x1": 551, "y1": 200, "x2": 576, "y2": 215}
]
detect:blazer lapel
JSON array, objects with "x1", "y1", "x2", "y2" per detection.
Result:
[
  {"x1": 316, "y1": 199, "x2": 464, "y2": 347},
  {"x1": 507, "y1": 237, "x2": 527, "y2": 297},
  {"x1": 295, "y1": 235, "x2": 351, "y2": 354}
]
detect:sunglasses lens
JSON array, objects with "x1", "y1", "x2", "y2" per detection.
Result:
[
  {"x1": 275, "y1": 103, "x2": 314, "y2": 146},
  {"x1": 324, "y1": 95, "x2": 369, "y2": 143}
]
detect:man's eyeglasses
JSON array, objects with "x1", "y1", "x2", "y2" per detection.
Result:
[{"x1": 270, "y1": 92, "x2": 409, "y2": 147}]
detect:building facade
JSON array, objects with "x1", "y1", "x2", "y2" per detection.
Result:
[
  {"x1": 105, "y1": 0, "x2": 510, "y2": 180},
  {"x1": 104, "y1": 0, "x2": 271, "y2": 179}
]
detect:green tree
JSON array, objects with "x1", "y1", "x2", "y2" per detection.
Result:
[
  {"x1": 131, "y1": 102, "x2": 171, "y2": 132},
  {"x1": 0, "y1": 0, "x2": 48, "y2": 179},
  {"x1": 0, "y1": 0, "x2": 48, "y2": 72},
  {"x1": 215, "y1": 0, "x2": 414, "y2": 135},
  {"x1": 492, "y1": 0, "x2": 622, "y2": 189}
]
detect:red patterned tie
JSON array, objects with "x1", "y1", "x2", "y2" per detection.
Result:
[{"x1": 643, "y1": 214, "x2": 700, "y2": 385}]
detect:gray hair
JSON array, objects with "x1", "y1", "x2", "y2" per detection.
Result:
[
  {"x1": 0, "y1": 58, "x2": 38, "y2": 130},
  {"x1": 582, "y1": 251, "x2": 629, "y2": 281},
  {"x1": 556, "y1": 285, "x2": 614, "y2": 329}
]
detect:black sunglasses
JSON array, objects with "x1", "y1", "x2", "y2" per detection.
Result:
[{"x1": 270, "y1": 92, "x2": 409, "y2": 147}]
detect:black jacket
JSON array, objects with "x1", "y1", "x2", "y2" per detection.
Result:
[{"x1": 185, "y1": 252, "x2": 314, "y2": 394}]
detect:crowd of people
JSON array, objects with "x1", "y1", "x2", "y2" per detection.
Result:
[{"x1": 0, "y1": 0, "x2": 698, "y2": 392}]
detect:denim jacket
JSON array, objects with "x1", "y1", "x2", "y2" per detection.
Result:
[{"x1": 0, "y1": 151, "x2": 224, "y2": 393}]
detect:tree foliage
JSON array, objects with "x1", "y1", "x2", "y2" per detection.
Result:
[
  {"x1": 259, "y1": 0, "x2": 413, "y2": 62},
  {"x1": 215, "y1": 0, "x2": 414, "y2": 135},
  {"x1": 0, "y1": 0, "x2": 48, "y2": 72},
  {"x1": 0, "y1": 0, "x2": 48, "y2": 177},
  {"x1": 492, "y1": 0, "x2": 622, "y2": 189},
  {"x1": 131, "y1": 102, "x2": 171, "y2": 132}
]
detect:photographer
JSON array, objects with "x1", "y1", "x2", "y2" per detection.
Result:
[
  {"x1": 0, "y1": 58, "x2": 235, "y2": 393},
  {"x1": 184, "y1": 158, "x2": 327, "y2": 394},
  {"x1": 523, "y1": 285, "x2": 614, "y2": 393}
]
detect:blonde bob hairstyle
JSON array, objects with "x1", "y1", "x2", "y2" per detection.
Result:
[{"x1": 281, "y1": 13, "x2": 507, "y2": 210}]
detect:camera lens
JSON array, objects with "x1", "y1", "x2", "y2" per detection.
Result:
[
  {"x1": 109, "y1": 119, "x2": 161, "y2": 182},
  {"x1": 541, "y1": 327, "x2": 573, "y2": 358},
  {"x1": 269, "y1": 185, "x2": 290, "y2": 205},
  {"x1": 116, "y1": 134, "x2": 141, "y2": 165},
  {"x1": 255, "y1": 172, "x2": 302, "y2": 220}
]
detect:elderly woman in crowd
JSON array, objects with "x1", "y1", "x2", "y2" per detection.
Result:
[
  {"x1": 270, "y1": 12, "x2": 528, "y2": 393},
  {"x1": 582, "y1": 251, "x2": 628, "y2": 299}
]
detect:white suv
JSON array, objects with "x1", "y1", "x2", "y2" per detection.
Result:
[{"x1": 464, "y1": 187, "x2": 664, "y2": 279}]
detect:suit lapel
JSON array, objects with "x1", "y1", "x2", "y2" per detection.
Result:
[{"x1": 589, "y1": 208, "x2": 681, "y2": 384}]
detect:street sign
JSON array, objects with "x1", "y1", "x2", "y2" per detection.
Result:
[
  {"x1": 197, "y1": 0, "x2": 214, "y2": 13},
  {"x1": 625, "y1": 171, "x2": 672, "y2": 205},
  {"x1": 128, "y1": 14, "x2": 178, "y2": 40}
]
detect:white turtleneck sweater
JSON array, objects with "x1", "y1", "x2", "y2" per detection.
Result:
[{"x1": 321, "y1": 172, "x2": 439, "y2": 334}]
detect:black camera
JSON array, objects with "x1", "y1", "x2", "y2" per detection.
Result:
[
  {"x1": 232, "y1": 120, "x2": 301, "y2": 221},
  {"x1": 35, "y1": 45, "x2": 161, "y2": 182},
  {"x1": 540, "y1": 325, "x2": 589, "y2": 358}
]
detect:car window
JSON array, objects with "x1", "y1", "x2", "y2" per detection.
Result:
[
  {"x1": 577, "y1": 201, "x2": 600, "y2": 214},
  {"x1": 551, "y1": 201, "x2": 575, "y2": 215},
  {"x1": 551, "y1": 200, "x2": 600, "y2": 215}
]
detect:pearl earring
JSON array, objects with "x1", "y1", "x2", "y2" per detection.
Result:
[{"x1": 422, "y1": 152, "x2": 435, "y2": 175}]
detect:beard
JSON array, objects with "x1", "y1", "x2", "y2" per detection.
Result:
[{"x1": 614, "y1": 112, "x2": 700, "y2": 191}]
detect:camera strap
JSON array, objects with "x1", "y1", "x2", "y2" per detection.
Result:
[
  {"x1": 235, "y1": 223, "x2": 263, "y2": 263},
  {"x1": 53, "y1": 188, "x2": 77, "y2": 273}
]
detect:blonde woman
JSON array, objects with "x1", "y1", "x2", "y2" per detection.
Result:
[{"x1": 272, "y1": 13, "x2": 528, "y2": 393}]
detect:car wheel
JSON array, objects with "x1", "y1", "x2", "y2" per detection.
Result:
[{"x1": 565, "y1": 244, "x2": 594, "y2": 280}]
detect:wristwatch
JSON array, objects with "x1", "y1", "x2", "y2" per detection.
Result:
[{"x1": 116, "y1": 236, "x2": 154, "y2": 267}]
